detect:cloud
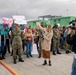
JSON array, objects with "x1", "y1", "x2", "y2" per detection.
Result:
[{"x1": 0, "y1": 0, "x2": 76, "y2": 21}]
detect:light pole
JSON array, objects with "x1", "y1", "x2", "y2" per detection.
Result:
[{"x1": 67, "y1": 9, "x2": 68, "y2": 16}]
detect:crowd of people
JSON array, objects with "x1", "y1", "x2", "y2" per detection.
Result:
[{"x1": 0, "y1": 22, "x2": 76, "y2": 69}]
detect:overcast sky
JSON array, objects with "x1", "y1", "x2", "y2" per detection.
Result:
[{"x1": 0, "y1": 0, "x2": 76, "y2": 21}]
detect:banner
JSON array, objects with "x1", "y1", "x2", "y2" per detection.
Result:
[
  {"x1": 13, "y1": 15, "x2": 27, "y2": 25},
  {"x1": 2, "y1": 17, "x2": 13, "y2": 28}
]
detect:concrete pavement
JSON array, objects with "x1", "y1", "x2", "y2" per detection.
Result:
[{"x1": 0, "y1": 51, "x2": 73, "y2": 75}]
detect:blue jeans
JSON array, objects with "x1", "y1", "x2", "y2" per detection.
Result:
[
  {"x1": 71, "y1": 58, "x2": 76, "y2": 75},
  {"x1": 25, "y1": 42, "x2": 32, "y2": 56}
]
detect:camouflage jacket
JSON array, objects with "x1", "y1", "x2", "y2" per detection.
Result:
[
  {"x1": 11, "y1": 29, "x2": 23, "y2": 44},
  {"x1": 38, "y1": 29, "x2": 43, "y2": 39},
  {"x1": 53, "y1": 28, "x2": 60, "y2": 39}
]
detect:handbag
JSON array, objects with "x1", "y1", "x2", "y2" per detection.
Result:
[{"x1": 32, "y1": 44, "x2": 38, "y2": 55}]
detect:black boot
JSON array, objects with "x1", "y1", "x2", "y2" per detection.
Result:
[
  {"x1": 57, "y1": 51, "x2": 61, "y2": 54},
  {"x1": 2, "y1": 54, "x2": 5, "y2": 59},
  {"x1": 30, "y1": 55, "x2": 33, "y2": 57},
  {"x1": 53, "y1": 51, "x2": 56, "y2": 55},
  {"x1": 49, "y1": 60, "x2": 51, "y2": 66},
  {"x1": 0, "y1": 56, "x2": 2, "y2": 60},
  {"x1": 27, "y1": 55, "x2": 29, "y2": 58},
  {"x1": 14, "y1": 59, "x2": 17, "y2": 64},
  {"x1": 42, "y1": 60, "x2": 47, "y2": 66},
  {"x1": 19, "y1": 58, "x2": 24, "y2": 62},
  {"x1": 38, "y1": 54, "x2": 41, "y2": 58},
  {"x1": 66, "y1": 50, "x2": 69, "y2": 54},
  {"x1": 57, "y1": 49, "x2": 61, "y2": 54}
]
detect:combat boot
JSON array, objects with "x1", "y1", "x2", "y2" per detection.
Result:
[
  {"x1": 66, "y1": 50, "x2": 69, "y2": 54},
  {"x1": 57, "y1": 48, "x2": 61, "y2": 54},
  {"x1": 49, "y1": 60, "x2": 52, "y2": 66},
  {"x1": 57, "y1": 51, "x2": 61, "y2": 54},
  {"x1": 53, "y1": 51, "x2": 56, "y2": 55},
  {"x1": 14, "y1": 59, "x2": 17, "y2": 64},
  {"x1": 42, "y1": 60, "x2": 47, "y2": 66},
  {"x1": 38, "y1": 53, "x2": 41, "y2": 58},
  {"x1": 19, "y1": 58, "x2": 24, "y2": 62}
]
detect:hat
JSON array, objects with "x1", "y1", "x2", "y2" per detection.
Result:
[
  {"x1": 14, "y1": 23, "x2": 20, "y2": 27},
  {"x1": 57, "y1": 23, "x2": 60, "y2": 27}
]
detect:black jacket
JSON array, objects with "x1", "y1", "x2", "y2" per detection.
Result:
[{"x1": 66, "y1": 34, "x2": 76, "y2": 53}]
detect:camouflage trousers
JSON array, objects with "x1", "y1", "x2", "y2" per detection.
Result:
[
  {"x1": 12, "y1": 43, "x2": 22, "y2": 59},
  {"x1": 53, "y1": 39, "x2": 60, "y2": 52},
  {"x1": 38, "y1": 39, "x2": 42, "y2": 56},
  {"x1": 64, "y1": 39, "x2": 71, "y2": 51}
]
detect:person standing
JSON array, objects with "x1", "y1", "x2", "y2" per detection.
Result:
[
  {"x1": 38, "y1": 22, "x2": 44, "y2": 58},
  {"x1": 11, "y1": 24, "x2": 24, "y2": 64},
  {"x1": 52, "y1": 24, "x2": 61, "y2": 55},
  {"x1": 4, "y1": 33, "x2": 10, "y2": 55},
  {"x1": 0, "y1": 35, "x2": 2, "y2": 60},
  {"x1": 34, "y1": 29, "x2": 39, "y2": 52},
  {"x1": 66, "y1": 27, "x2": 76, "y2": 75},
  {"x1": 1, "y1": 35, "x2": 5, "y2": 59},
  {"x1": 36, "y1": 22, "x2": 53, "y2": 66},
  {"x1": 63, "y1": 27, "x2": 75, "y2": 54},
  {"x1": 24, "y1": 28, "x2": 33, "y2": 58},
  {"x1": 22, "y1": 25, "x2": 29, "y2": 51}
]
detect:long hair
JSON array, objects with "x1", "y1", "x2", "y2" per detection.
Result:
[{"x1": 47, "y1": 25, "x2": 53, "y2": 33}]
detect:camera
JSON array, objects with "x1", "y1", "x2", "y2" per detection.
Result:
[
  {"x1": 69, "y1": 26, "x2": 75, "y2": 30},
  {"x1": 69, "y1": 21, "x2": 76, "y2": 30}
]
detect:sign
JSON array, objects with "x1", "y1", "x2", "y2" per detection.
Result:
[
  {"x1": 13, "y1": 15, "x2": 27, "y2": 24},
  {"x1": 2, "y1": 17, "x2": 13, "y2": 28}
]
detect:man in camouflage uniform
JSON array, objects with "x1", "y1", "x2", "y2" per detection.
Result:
[
  {"x1": 38, "y1": 22, "x2": 44, "y2": 58},
  {"x1": 53, "y1": 24, "x2": 61, "y2": 55},
  {"x1": 71, "y1": 29, "x2": 75, "y2": 37},
  {"x1": 65, "y1": 27, "x2": 75, "y2": 54},
  {"x1": 11, "y1": 24, "x2": 24, "y2": 64}
]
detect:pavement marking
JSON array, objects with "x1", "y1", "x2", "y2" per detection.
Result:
[{"x1": 0, "y1": 60, "x2": 19, "y2": 75}]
